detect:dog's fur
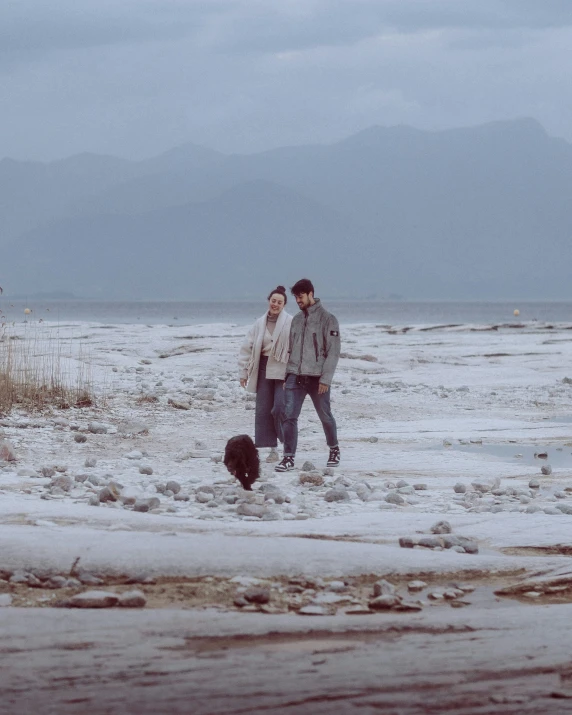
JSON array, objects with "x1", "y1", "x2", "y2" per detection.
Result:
[{"x1": 224, "y1": 434, "x2": 260, "y2": 491}]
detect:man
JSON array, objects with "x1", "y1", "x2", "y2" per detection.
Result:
[{"x1": 275, "y1": 278, "x2": 341, "y2": 472}]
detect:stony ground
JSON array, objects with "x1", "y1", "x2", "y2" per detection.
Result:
[{"x1": 2, "y1": 319, "x2": 572, "y2": 712}]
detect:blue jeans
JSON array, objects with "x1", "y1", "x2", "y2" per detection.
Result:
[
  {"x1": 255, "y1": 356, "x2": 285, "y2": 448},
  {"x1": 282, "y1": 373, "x2": 338, "y2": 457}
]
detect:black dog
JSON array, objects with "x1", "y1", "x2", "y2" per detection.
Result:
[{"x1": 224, "y1": 434, "x2": 260, "y2": 491}]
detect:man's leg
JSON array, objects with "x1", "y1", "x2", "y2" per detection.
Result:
[
  {"x1": 280, "y1": 374, "x2": 306, "y2": 458},
  {"x1": 307, "y1": 377, "x2": 339, "y2": 450}
]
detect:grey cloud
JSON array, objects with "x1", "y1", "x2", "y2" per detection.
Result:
[{"x1": 2, "y1": 0, "x2": 571, "y2": 68}]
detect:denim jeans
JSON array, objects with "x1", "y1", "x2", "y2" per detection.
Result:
[
  {"x1": 282, "y1": 373, "x2": 338, "y2": 457},
  {"x1": 254, "y1": 356, "x2": 285, "y2": 448}
]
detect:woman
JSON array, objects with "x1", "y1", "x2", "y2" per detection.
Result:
[{"x1": 238, "y1": 286, "x2": 292, "y2": 462}]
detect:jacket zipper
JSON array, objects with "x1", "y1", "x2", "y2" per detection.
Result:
[
  {"x1": 298, "y1": 311, "x2": 308, "y2": 374},
  {"x1": 312, "y1": 333, "x2": 319, "y2": 361}
]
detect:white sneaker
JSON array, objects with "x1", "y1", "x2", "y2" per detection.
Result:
[
  {"x1": 266, "y1": 448, "x2": 279, "y2": 463},
  {"x1": 275, "y1": 456, "x2": 295, "y2": 472}
]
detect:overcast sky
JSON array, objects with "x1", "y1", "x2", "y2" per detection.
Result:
[{"x1": 3, "y1": 0, "x2": 572, "y2": 161}]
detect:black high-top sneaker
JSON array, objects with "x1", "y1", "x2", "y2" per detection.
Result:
[
  {"x1": 327, "y1": 445, "x2": 340, "y2": 467},
  {"x1": 275, "y1": 456, "x2": 295, "y2": 472}
]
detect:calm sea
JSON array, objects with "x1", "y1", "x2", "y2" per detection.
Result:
[{"x1": 0, "y1": 300, "x2": 570, "y2": 326}]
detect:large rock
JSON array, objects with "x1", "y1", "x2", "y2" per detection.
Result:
[
  {"x1": 66, "y1": 591, "x2": 119, "y2": 608},
  {"x1": 299, "y1": 472, "x2": 324, "y2": 487},
  {"x1": 50, "y1": 475, "x2": 74, "y2": 492},
  {"x1": 236, "y1": 503, "x2": 266, "y2": 518},
  {"x1": 324, "y1": 488, "x2": 350, "y2": 502},
  {"x1": 0, "y1": 439, "x2": 16, "y2": 461}
]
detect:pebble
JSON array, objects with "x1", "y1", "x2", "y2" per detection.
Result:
[
  {"x1": 541, "y1": 464, "x2": 553, "y2": 475},
  {"x1": 430, "y1": 520, "x2": 452, "y2": 534},
  {"x1": 244, "y1": 587, "x2": 271, "y2": 604},
  {"x1": 88, "y1": 422, "x2": 108, "y2": 434},
  {"x1": 327, "y1": 580, "x2": 347, "y2": 592},
  {"x1": 236, "y1": 503, "x2": 266, "y2": 518},
  {"x1": 125, "y1": 450, "x2": 143, "y2": 460},
  {"x1": 529, "y1": 478, "x2": 540, "y2": 489},
  {"x1": 118, "y1": 590, "x2": 147, "y2": 607},
  {"x1": 301, "y1": 461, "x2": 316, "y2": 471},
  {"x1": 324, "y1": 488, "x2": 350, "y2": 502},
  {"x1": 345, "y1": 606, "x2": 372, "y2": 615},
  {"x1": 117, "y1": 421, "x2": 149, "y2": 435},
  {"x1": 526, "y1": 505, "x2": 542, "y2": 514},
  {"x1": 99, "y1": 485, "x2": 121, "y2": 503},
  {"x1": 139, "y1": 465, "x2": 153, "y2": 475},
  {"x1": 84, "y1": 458, "x2": 97, "y2": 468},
  {"x1": 408, "y1": 580, "x2": 427, "y2": 592},
  {"x1": 453, "y1": 483, "x2": 467, "y2": 493},
  {"x1": 133, "y1": 497, "x2": 160, "y2": 512},
  {"x1": 166, "y1": 480, "x2": 181, "y2": 494},
  {"x1": 385, "y1": 492, "x2": 405, "y2": 505},
  {"x1": 372, "y1": 579, "x2": 396, "y2": 597},
  {"x1": 369, "y1": 594, "x2": 401, "y2": 610},
  {"x1": 413, "y1": 483, "x2": 428, "y2": 490},
  {"x1": 394, "y1": 601, "x2": 423, "y2": 612},
  {"x1": 297, "y1": 605, "x2": 328, "y2": 616}
]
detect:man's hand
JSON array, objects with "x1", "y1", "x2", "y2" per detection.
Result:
[
  {"x1": 318, "y1": 382, "x2": 329, "y2": 395},
  {"x1": 240, "y1": 378, "x2": 247, "y2": 388}
]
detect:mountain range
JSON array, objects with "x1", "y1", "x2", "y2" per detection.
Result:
[{"x1": 1, "y1": 118, "x2": 571, "y2": 300}]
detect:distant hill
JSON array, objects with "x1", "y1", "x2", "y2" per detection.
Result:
[
  {"x1": 2, "y1": 119, "x2": 572, "y2": 299},
  {"x1": 2, "y1": 181, "x2": 382, "y2": 299}
]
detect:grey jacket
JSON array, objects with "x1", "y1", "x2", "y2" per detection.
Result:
[{"x1": 286, "y1": 299, "x2": 341, "y2": 385}]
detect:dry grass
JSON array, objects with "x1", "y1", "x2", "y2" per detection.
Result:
[
  {"x1": 0, "y1": 320, "x2": 95, "y2": 414},
  {"x1": 136, "y1": 394, "x2": 159, "y2": 405}
]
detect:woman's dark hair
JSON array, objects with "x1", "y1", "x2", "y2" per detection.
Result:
[
  {"x1": 267, "y1": 285, "x2": 287, "y2": 304},
  {"x1": 290, "y1": 278, "x2": 314, "y2": 296}
]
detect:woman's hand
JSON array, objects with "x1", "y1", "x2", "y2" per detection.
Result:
[{"x1": 240, "y1": 378, "x2": 247, "y2": 388}]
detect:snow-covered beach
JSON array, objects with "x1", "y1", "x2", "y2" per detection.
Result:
[{"x1": 3, "y1": 316, "x2": 572, "y2": 712}]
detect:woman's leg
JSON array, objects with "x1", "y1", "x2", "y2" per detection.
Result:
[
  {"x1": 271, "y1": 380, "x2": 285, "y2": 444},
  {"x1": 254, "y1": 358, "x2": 279, "y2": 448}
]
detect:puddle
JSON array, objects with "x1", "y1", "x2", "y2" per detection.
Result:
[{"x1": 436, "y1": 442, "x2": 572, "y2": 468}]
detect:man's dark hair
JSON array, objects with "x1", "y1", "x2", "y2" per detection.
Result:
[
  {"x1": 290, "y1": 278, "x2": 314, "y2": 296},
  {"x1": 267, "y1": 285, "x2": 287, "y2": 304}
]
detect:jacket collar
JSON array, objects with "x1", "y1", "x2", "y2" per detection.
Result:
[{"x1": 303, "y1": 298, "x2": 321, "y2": 315}]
